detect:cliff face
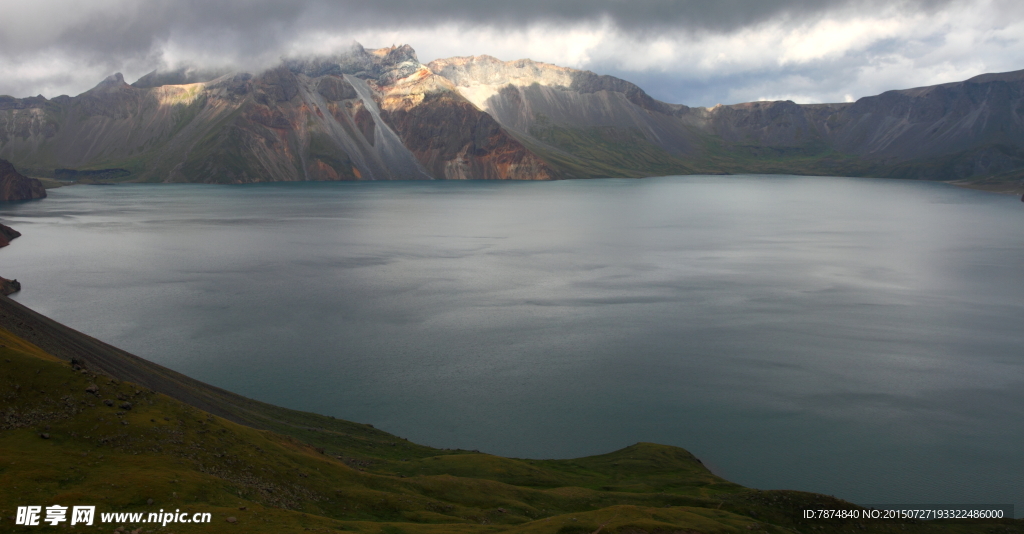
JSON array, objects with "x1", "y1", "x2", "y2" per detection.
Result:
[
  {"x1": 1, "y1": 44, "x2": 1023, "y2": 183},
  {"x1": 373, "y1": 52, "x2": 553, "y2": 180},
  {"x1": 0, "y1": 159, "x2": 45, "y2": 200},
  {"x1": 0, "y1": 44, "x2": 550, "y2": 183}
]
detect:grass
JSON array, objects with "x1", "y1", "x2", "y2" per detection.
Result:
[
  {"x1": 0, "y1": 326, "x2": 751, "y2": 533},
  {"x1": 516, "y1": 123, "x2": 884, "y2": 181},
  {"x1": 518, "y1": 122, "x2": 1024, "y2": 193},
  {"x1": 2, "y1": 317, "x2": 1022, "y2": 533},
  {"x1": 523, "y1": 124, "x2": 696, "y2": 179}
]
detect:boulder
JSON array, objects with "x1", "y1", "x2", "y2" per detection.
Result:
[{"x1": 0, "y1": 277, "x2": 19, "y2": 296}]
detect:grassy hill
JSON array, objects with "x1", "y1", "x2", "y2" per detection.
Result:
[{"x1": 1, "y1": 294, "x2": 1021, "y2": 533}]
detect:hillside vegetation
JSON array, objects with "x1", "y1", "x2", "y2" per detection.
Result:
[{"x1": 1, "y1": 296, "x2": 1021, "y2": 533}]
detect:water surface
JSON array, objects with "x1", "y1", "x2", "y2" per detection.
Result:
[{"x1": 2, "y1": 175, "x2": 1022, "y2": 512}]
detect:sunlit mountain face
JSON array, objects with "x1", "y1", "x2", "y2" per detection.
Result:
[{"x1": 2, "y1": 43, "x2": 1022, "y2": 186}]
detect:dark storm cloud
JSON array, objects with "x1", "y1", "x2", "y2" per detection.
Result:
[
  {"x1": 0, "y1": 0, "x2": 1018, "y2": 105},
  {"x1": 334, "y1": 0, "x2": 954, "y2": 31},
  {"x1": 5, "y1": 0, "x2": 956, "y2": 60}
]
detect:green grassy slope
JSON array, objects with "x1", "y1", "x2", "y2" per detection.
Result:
[
  {"x1": 516, "y1": 121, "x2": 1024, "y2": 195},
  {"x1": 1, "y1": 298, "x2": 1021, "y2": 532},
  {"x1": 519, "y1": 125, "x2": 696, "y2": 179},
  {"x1": 518, "y1": 124, "x2": 882, "y2": 181}
]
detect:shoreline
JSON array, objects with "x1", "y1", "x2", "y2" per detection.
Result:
[
  {"x1": 18, "y1": 172, "x2": 1024, "y2": 197},
  {"x1": 944, "y1": 179, "x2": 1024, "y2": 196}
]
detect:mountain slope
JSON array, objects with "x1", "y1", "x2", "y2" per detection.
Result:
[
  {"x1": 0, "y1": 63, "x2": 427, "y2": 183},
  {"x1": 0, "y1": 44, "x2": 552, "y2": 184},
  {"x1": 0, "y1": 319, "x2": 749, "y2": 533},
  {"x1": 429, "y1": 55, "x2": 703, "y2": 178},
  {"x1": 361, "y1": 46, "x2": 554, "y2": 180},
  {"x1": 1, "y1": 44, "x2": 1023, "y2": 185},
  {"x1": 433, "y1": 55, "x2": 1024, "y2": 184},
  {"x1": 828, "y1": 71, "x2": 1024, "y2": 179},
  {"x1": 4, "y1": 294, "x2": 1020, "y2": 532}
]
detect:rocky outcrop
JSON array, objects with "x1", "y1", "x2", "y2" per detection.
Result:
[
  {"x1": 0, "y1": 159, "x2": 45, "y2": 200},
  {"x1": 0, "y1": 222, "x2": 20, "y2": 247},
  {"x1": 0, "y1": 276, "x2": 20, "y2": 295},
  {"x1": 0, "y1": 223, "x2": 21, "y2": 294},
  {"x1": 381, "y1": 90, "x2": 554, "y2": 180},
  {"x1": 375, "y1": 52, "x2": 554, "y2": 180}
]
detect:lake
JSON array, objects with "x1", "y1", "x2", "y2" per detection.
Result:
[{"x1": 1, "y1": 175, "x2": 1022, "y2": 514}]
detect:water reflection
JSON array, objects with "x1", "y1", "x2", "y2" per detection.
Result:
[{"x1": 1, "y1": 175, "x2": 1021, "y2": 513}]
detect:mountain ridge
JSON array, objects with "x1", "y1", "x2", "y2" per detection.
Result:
[{"x1": 1, "y1": 44, "x2": 1022, "y2": 188}]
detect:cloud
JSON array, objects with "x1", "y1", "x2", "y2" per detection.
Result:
[{"x1": 0, "y1": 0, "x2": 1021, "y2": 106}]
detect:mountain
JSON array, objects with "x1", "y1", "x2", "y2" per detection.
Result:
[
  {"x1": 434, "y1": 55, "x2": 1024, "y2": 182},
  {"x1": 0, "y1": 159, "x2": 46, "y2": 200},
  {"x1": 825, "y1": 71, "x2": 1024, "y2": 180},
  {"x1": 0, "y1": 44, "x2": 550, "y2": 183},
  {"x1": 1, "y1": 43, "x2": 1023, "y2": 185}
]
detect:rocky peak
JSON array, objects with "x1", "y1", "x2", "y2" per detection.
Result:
[
  {"x1": 91, "y1": 73, "x2": 129, "y2": 91},
  {"x1": 427, "y1": 54, "x2": 680, "y2": 117},
  {"x1": 283, "y1": 43, "x2": 423, "y2": 86},
  {"x1": 368, "y1": 45, "x2": 424, "y2": 86},
  {"x1": 373, "y1": 44, "x2": 419, "y2": 65},
  {"x1": 285, "y1": 42, "x2": 377, "y2": 78},
  {"x1": 428, "y1": 55, "x2": 574, "y2": 88}
]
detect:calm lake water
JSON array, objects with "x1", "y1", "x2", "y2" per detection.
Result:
[{"x1": 1, "y1": 175, "x2": 1022, "y2": 513}]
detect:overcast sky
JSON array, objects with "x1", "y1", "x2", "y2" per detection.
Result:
[{"x1": 1, "y1": 0, "x2": 1022, "y2": 106}]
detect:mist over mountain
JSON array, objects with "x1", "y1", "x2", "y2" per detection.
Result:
[{"x1": 1, "y1": 43, "x2": 1022, "y2": 185}]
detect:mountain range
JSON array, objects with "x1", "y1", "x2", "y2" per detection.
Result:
[{"x1": 1, "y1": 43, "x2": 1023, "y2": 185}]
